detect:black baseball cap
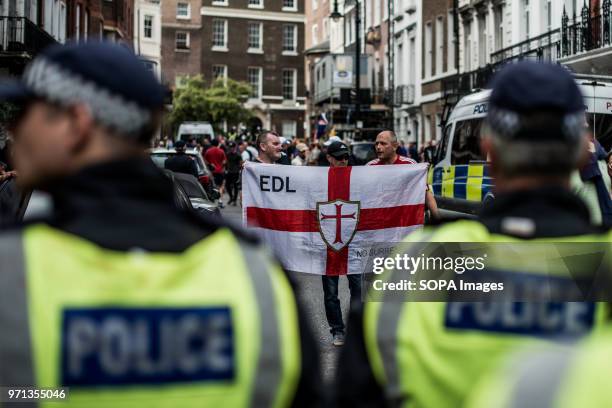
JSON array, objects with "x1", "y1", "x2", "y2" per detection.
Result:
[
  {"x1": 0, "y1": 41, "x2": 165, "y2": 136},
  {"x1": 486, "y1": 61, "x2": 585, "y2": 142},
  {"x1": 327, "y1": 141, "x2": 349, "y2": 158}
]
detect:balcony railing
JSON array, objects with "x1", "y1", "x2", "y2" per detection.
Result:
[
  {"x1": 0, "y1": 17, "x2": 56, "y2": 57},
  {"x1": 393, "y1": 84, "x2": 415, "y2": 106},
  {"x1": 562, "y1": 0, "x2": 612, "y2": 57},
  {"x1": 491, "y1": 29, "x2": 561, "y2": 66},
  {"x1": 442, "y1": 65, "x2": 494, "y2": 97}
]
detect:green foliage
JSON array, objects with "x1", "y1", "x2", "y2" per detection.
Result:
[{"x1": 168, "y1": 76, "x2": 253, "y2": 134}]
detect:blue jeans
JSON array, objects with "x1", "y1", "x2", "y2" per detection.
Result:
[{"x1": 321, "y1": 274, "x2": 362, "y2": 335}]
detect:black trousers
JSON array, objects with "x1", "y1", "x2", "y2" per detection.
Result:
[
  {"x1": 321, "y1": 274, "x2": 362, "y2": 335},
  {"x1": 226, "y1": 172, "x2": 240, "y2": 202}
]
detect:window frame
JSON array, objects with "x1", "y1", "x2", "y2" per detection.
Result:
[
  {"x1": 176, "y1": 2, "x2": 190, "y2": 19},
  {"x1": 282, "y1": 0, "x2": 297, "y2": 11},
  {"x1": 247, "y1": 21, "x2": 263, "y2": 53},
  {"x1": 143, "y1": 14, "x2": 153, "y2": 39},
  {"x1": 282, "y1": 24, "x2": 297, "y2": 55},
  {"x1": 175, "y1": 31, "x2": 190, "y2": 50},
  {"x1": 247, "y1": 66, "x2": 263, "y2": 100},
  {"x1": 212, "y1": 18, "x2": 228, "y2": 51},
  {"x1": 248, "y1": 0, "x2": 263, "y2": 9},
  {"x1": 282, "y1": 68, "x2": 297, "y2": 101}
]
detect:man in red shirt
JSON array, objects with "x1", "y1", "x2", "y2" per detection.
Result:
[
  {"x1": 367, "y1": 130, "x2": 439, "y2": 219},
  {"x1": 204, "y1": 139, "x2": 227, "y2": 205}
]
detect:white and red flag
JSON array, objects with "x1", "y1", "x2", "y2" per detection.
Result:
[{"x1": 242, "y1": 162, "x2": 427, "y2": 275}]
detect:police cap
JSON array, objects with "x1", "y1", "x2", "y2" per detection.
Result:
[
  {"x1": 0, "y1": 42, "x2": 165, "y2": 137},
  {"x1": 486, "y1": 61, "x2": 585, "y2": 143}
]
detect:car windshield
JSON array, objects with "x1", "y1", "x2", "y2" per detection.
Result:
[{"x1": 150, "y1": 152, "x2": 204, "y2": 175}]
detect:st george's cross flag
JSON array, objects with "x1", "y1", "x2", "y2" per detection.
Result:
[{"x1": 242, "y1": 162, "x2": 428, "y2": 275}]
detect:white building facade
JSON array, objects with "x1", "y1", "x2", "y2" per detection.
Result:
[
  {"x1": 134, "y1": 0, "x2": 162, "y2": 79},
  {"x1": 392, "y1": 0, "x2": 422, "y2": 143}
]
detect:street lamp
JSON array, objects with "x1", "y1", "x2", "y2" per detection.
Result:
[{"x1": 330, "y1": 0, "x2": 361, "y2": 130}]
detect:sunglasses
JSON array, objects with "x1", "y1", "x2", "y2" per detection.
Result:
[{"x1": 334, "y1": 154, "x2": 349, "y2": 161}]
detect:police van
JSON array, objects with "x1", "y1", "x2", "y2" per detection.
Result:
[{"x1": 429, "y1": 78, "x2": 612, "y2": 215}]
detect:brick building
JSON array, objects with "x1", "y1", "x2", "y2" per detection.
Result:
[
  {"x1": 160, "y1": 0, "x2": 202, "y2": 89},
  {"x1": 201, "y1": 0, "x2": 306, "y2": 138}
]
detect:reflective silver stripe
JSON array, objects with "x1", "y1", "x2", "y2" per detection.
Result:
[
  {"x1": 511, "y1": 347, "x2": 575, "y2": 408},
  {"x1": 239, "y1": 241, "x2": 282, "y2": 408},
  {"x1": 0, "y1": 231, "x2": 37, "y2": 407}
]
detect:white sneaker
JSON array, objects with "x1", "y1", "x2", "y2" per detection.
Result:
[{"x1": 332, "y1": 333, "x2": 345, "y2": 346}]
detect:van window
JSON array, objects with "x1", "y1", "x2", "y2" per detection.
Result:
[
  {"x1": 586, "y1": 113, "x2": 612, "y2": 151},
  {"x1": 451, "y1": 119, "x2": 485, "y2": 165},
  {"x1": 437, "y1": 125, "x2": 452, "y2": 163}
]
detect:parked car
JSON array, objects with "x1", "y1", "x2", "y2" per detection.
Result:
[
  {"x1": 164, "y1": 170, "x2": 221, "y2": 216},
  {"x1": 149, "y1": 148, "x2": 219, "y2": 199},
  {"x1": 350, "y1": 142, "x2": 376, "y2": 165}
]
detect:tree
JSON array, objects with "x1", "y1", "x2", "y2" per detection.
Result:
[{"x1": 168, "y1": 76, "x2": 252, "y2": 134}]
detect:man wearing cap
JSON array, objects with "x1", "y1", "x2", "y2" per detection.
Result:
[
  {"x1": 277, "y1": 137, "x2": 292, "y2": 165},
  {"x1": 335, "y1": 62, "x2": 612, "y2": 407},
  {"x1": 0, "y1": 42, "x2": 322, "y2": 407},
  {"x1": 320, "y1": 141, "x2": 362, "y2": 347},
  {"x1": 164, "y1": 139, "x2": 198, "y2": 178}
]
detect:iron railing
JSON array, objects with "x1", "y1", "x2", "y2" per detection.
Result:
[
  {"x1": 0, "y1": 16, "x2": 56, "y2": 56},
  {"x1": 491, "y1": 29, "x2": 561, "y2": 65},
  {"x1": 442, "y1": 65, "x2": 494, "y2": 97},
  {"x1": 562, "y1": 0, "x2": 612, "y2": 57}
]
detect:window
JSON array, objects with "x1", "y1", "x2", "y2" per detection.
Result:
[
  {"x1": 212, "y1": 0, "x2": 228, "y2": 5},
  {"x1": 283, "y1": 24, "x2": 297, "y2": 53},
  {"x1": 478, "y1": 13, "x2": 486, "y2": 66},
  {"x1": 283, "y1": 0, "x2": 296, "y2": 10},
  {"x1": 494, "y1": 5, "x2": 503, "y2": 51},
  {"x1": 176, "y1": 2, "x2": 190, "y2": 19},
  {"x1": 175, "y1": 31, "x2": 189, "y2": 50},
  {"x1": 436, "y1": 16, "x2": 444, "y2": 74},
  {"x1": 450, "y1": 119, "x2": 485, "y2": 165},
  {"x1": 546, "y1": 0, "x2": 552, "y2": 31},
  {"x1": 311, "y1": 24, "x2": 318, "y2": 45},
  {"x1": 282, "y1": 121, "x2": 297, "y2": 138},
  {"x1": 212, "y1": 19, "x2": 227, "y2": 49},
  {"x1": 212, "y1": 65, "x2": 227, "y2": 82},
  {"x1": 248, "y1": 22, "x2": 262, "y2": 51},
  {"x1": 447, "y1": 11, "x2": 454, "y2": 71},
  {"x1": 75, "y1": 4, "x2": 80, "y2": 40},
  {"x1": 312, "y1": 0, "x2": 317, "y2": 11},
  {"x1": 425, "y1": 22, "x2": 432, "y2": 78},
  {"x1": 523, "y1": 0, "x2": 530, "y2": 40},
  {"x1": 247, "y1": 67, "x2": 262, "y2": 99},
  {"x1": 248, "y1": 0, "x2": 262, "y2": 7},
  {"x1": 59, "y1": 1, "x2": 66, "y2": 43},
  {"x1": 463, "y1": 19, "x2": 471, "y2": 71},
  {"x1": 144, "y1": 15, "x2": 153, "y2": 38},
  {"x1": 84, "y1": 10, "x2": 88, "y2": 39},
  {"x1": 282, "y1": 69, "x2": 296, "y2": 100}
]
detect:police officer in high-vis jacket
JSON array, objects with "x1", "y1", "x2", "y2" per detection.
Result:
[
  {"x1": 335, "y1": 62, "x2": 612, "y2": 407},
  {"x1": 466, "y1": 327, "x2": 612, "y2": 408},
  {"x1": 0, "y1": 42, "x2": 321, "y2": 407}
]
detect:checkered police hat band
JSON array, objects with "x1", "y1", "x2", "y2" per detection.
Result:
[{"x1": 24, "y1": 57, "x2": 151, "y2": 135}]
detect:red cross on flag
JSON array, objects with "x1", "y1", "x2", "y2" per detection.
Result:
[{"x1": 242, "y1": 162, "x2": 428, "y2": 275}]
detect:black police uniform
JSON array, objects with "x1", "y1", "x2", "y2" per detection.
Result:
[{"x1": 164, "y1": 152, "x2": 199, "y2": 178}]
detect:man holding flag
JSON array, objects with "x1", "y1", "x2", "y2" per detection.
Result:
[{"x1": 321, "y1": 141, "x2": 362, "y2": 346}]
